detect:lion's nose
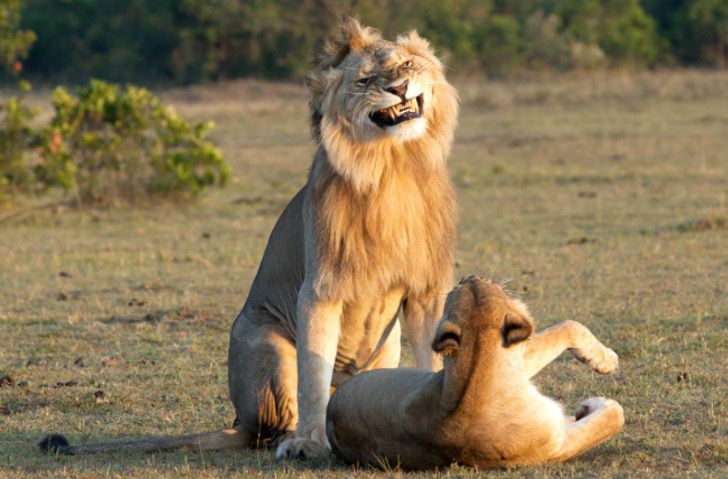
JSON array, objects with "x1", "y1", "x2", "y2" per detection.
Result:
[{"x1": 385, "y1": 79, "x2": 408, "y2": 99}]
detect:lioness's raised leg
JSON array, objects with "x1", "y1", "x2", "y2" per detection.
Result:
[
  {"x1": 550, "y1": 397, "x2": 625, "y2": 463},
  {"x1": 523, "y1": 320, "x2": 618, "y2": 378},
  {"x1": 228, "y1": 317, "x2": 298, "y2": 446}
]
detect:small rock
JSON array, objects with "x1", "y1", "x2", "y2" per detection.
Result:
[
  {"x1": 128, "y1": 298, "x2": 145, "y2": 307},
  {"x1": 564, "y1": 237, "x2": 597, "y2": 246},
  {"x1": 94, "y1": 390, "x2": 109, "y2": 404},
  {"x1": 0, "y1": 376, "x2": 15, "y2": 388},
  {"x1": 54, "y1": 380, "x2": 78, "y2": 388}
]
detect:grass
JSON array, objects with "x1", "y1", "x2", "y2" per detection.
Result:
[{"x1": 1, "y1": 69, "x2": 727, "y2": 478}]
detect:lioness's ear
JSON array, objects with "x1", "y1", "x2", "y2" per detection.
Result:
[
  {"x1": 502, "y1": 313, "x2": 534, "y2": 347},
  {"x1": 432, "y1": 319, "x2": 461, "y2": 355}
]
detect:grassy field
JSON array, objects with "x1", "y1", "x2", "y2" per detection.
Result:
[{"x1": 1, "y1": 70, "x2": 727, "y2": 478}]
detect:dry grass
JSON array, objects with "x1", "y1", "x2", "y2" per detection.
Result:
[{"x1": 1, "y1": 69, "x2": 727, "y2": 478}]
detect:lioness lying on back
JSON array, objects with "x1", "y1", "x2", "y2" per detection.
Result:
[{"x1": 326, "y1": 276, "x2": 624, "y2": 470}]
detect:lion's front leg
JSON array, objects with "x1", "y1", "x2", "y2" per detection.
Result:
[
  {"x1": 403, "y1": 290, "x2": 448, "y2": 371},
  {"x1": 275, "y1": 289, "x2": 342, "y2": 460}
]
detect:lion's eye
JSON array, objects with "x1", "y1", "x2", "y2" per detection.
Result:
[
  {"x1": 356, "y1": 77, "x2": 372, "y2": 86},
  {"x1": 402, "y1": 60, "x2": 413, "y2": 69}
]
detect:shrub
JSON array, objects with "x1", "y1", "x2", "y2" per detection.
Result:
[
  {"x1": 524, "y1": 11, "x2": 572, "y2": 69},
  {"x1": 36, "y1": 80, "x2": 229, "y2": 204},
  {"x1": 0, "y1": 0, "x2": 37, "y2": 203},
  {"x1": 474, "y1": 15, "x2": 522, "y2": 76},
  {"x1": 0, "y1": 81, "x2": 38, "y2": 201},
  {"x1": 0, "y1": 0, "x2": 36, "y2": 71}
]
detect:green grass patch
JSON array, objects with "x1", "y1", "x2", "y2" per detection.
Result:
[{"x1": 1, "y1": 71, "x2": 727, "y2": 478}]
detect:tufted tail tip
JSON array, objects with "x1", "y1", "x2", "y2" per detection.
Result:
[{"x1": 38, "y1": 434, "x2": 73, "y2": 455}]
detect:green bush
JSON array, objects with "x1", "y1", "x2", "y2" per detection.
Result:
[
  {"x1": 0, "y1": 0, "x2": 37, "y2": 203},
  {"x1": 600, "y1": 0, "x2": 659, "y2": 66},
  {"x1": 0, "y1": 0, "x2": 35, "y2": 71},
  {"x1": 474, "y1": 15, "x2": 522, "y2": 76},
  {"x1": 36, "y1": 80, "x2": 229, "y2": 204},
  {"x1": 0, "y1": 81, "x2": 37, "y2": 201},
  {"x1": 687, "y1": 0, "x2": 728, "y2": 67}
]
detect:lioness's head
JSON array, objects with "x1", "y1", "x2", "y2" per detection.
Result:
[
  {"x1": 432, "y1": 276, "x2": 535, "y2": 358},
  {"x1": 305, "y1": 18, "x2": 458, "y2": 188}
]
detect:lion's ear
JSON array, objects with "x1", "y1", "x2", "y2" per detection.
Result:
[
  {"x1": 432, "y1": 319, "x2": 461, "y2": 355},
  {"x1": 502, "y1": 313, "x2": 534, "y2": 347},
  {"x1": 396, "y1": 30, "x2": 430, "y2": 50},
  {"x1": 304, "y1": 71, "x2": 325, "y2": 96},
  {"x1": 319, "y1": 17, "x2": 379, "y2": 69},
  {"x1": 396, "y1": 30, "x2": 437, "y2": 58},
  {"x1": 340, "y1": 17, "x2": 377, "y2": 52}
]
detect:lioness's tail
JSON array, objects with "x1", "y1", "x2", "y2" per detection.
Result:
[{"x1": 39, "y1": 427, "x2": 253, "y2": 455}]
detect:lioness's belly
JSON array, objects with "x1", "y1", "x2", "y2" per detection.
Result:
[{"x1": 333, "y1": 287, "x2": 405, "y2": 377}]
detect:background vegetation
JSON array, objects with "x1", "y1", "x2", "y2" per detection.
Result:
[
  {"x1": 0, "y1": 1, "x2": 229, "y2": 205},
  {"x1": 17, "y1": 0, "x2": 728, "y2": 83}
]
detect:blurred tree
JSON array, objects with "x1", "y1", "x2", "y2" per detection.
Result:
[
  {"x1": 641, "y1": 0, "x2": 727, "y2": 67},
  {"x1": 0, "y1": 0, "x2": 35, "y2": 71},
  {"x1": 473, "y1": 14, "x2": 521, "y2": 76},
  {"x1": 0, "y1": 0, "x2": 37, "y2": 200},
  {"x1": 687, "y1": 0, "x2": 728, "y2": 67},
  {"x1": 14, "y1": 0, "x2": 728, "y2": 82},
  {"x1": 22, "y1": 0, "x2": 184, "y2": 82}
]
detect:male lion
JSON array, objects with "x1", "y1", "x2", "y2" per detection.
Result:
[
  {"x1": 40, "y1": 19, "x2": 458, "y2": 459},
  {"x1": 326, "y1": 276, "x2": 625, "y2": 470}
]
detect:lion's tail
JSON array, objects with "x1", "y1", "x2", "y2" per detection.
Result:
[{"x1": 38, "y1": 427, "x2": 254, "y2": 455}]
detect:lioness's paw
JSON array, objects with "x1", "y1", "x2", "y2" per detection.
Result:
[
  {"x1": 275, "y1": 427, "x2": 330, "y2": 460},
  {"x1": 591, "y1": 347, "x2": 619, "y2": 374},
  {"x1": 575, "y1": 346, "x2": 619, "y2": 374},
  {"x1": 575, "y1": 397, "x2": 622, "y2": 421},
  {"x1": 574, "y1": 397, "x2": 609, "y2": 420}
]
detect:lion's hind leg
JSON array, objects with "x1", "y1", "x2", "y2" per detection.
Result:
[
  {"x1": 228, "y1": 319, "x2": 299, "y2": 448},
  {"x1": 549, "y1": 397, "x2": 624, "y2": 463}
]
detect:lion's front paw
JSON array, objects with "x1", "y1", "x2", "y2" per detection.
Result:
[{"x1": 275, "y1": 427, "x2": 330, "y2": 460}]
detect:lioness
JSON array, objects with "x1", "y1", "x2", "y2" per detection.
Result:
[
  {"x1": 326, "y1": 276, "x2": 625, "y2": 470},
  {"x1": 40, "y1": 19, "x2": 458, "y2": 459}
]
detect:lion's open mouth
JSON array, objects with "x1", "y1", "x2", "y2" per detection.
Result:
[{"x1": 369, "y1": 94, "x2": 424, "y2": 128}]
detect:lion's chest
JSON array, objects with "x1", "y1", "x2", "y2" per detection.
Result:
[{"x1": 314, "y1": 169, "x2": 454, "y2": 302}]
